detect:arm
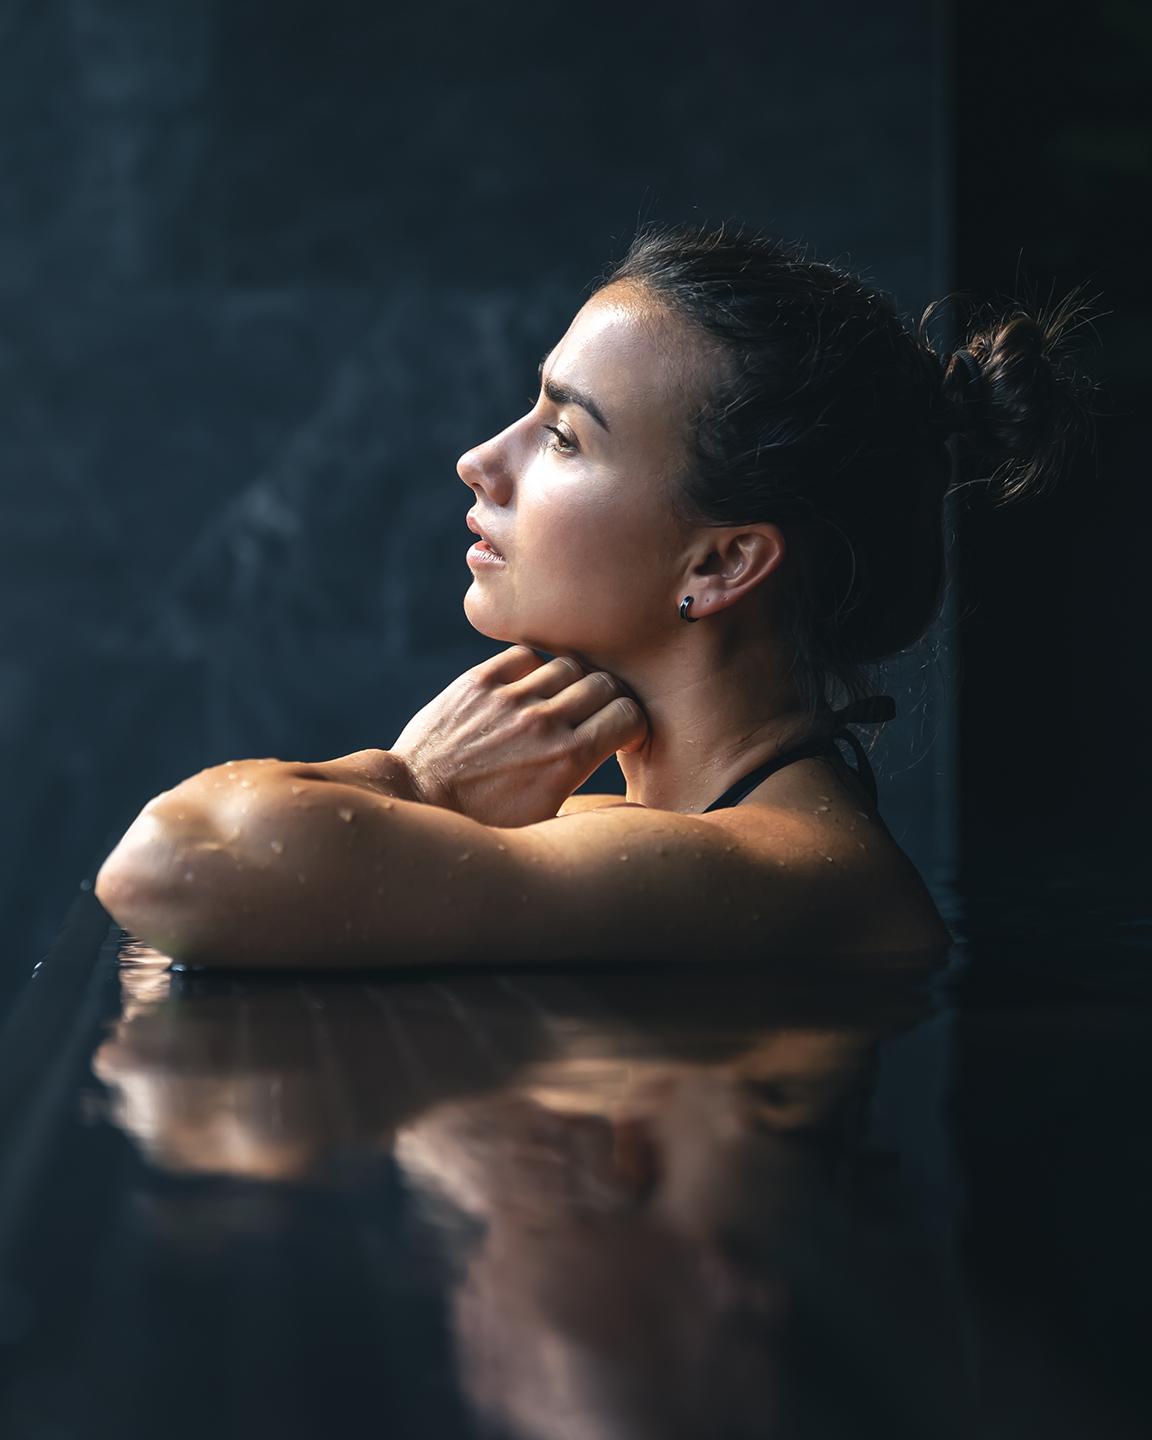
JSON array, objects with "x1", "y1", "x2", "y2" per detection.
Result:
[
  {"x1": 95, "y1": 752, "x2": 492, "y2": 967},
  {"x1": 273, "y1": 748, "x2": 427, "y2": 801},
  {"x1": 95, "y1": 757, "x2": 860, "y2": 970},
  {"x1": 555, "y1": 793, "x2": 634, "y2": 816},
  {"x1": 92, "y1": 742, "x2": 583, "y2": 968}
]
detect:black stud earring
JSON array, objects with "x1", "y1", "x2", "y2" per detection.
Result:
[{"x1": 679, "y1": 595, "x2": 699, "y2": 623}]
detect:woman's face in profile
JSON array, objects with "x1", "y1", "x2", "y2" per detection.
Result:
[{"x1": 457, "y1": 282, "x2": 712, "y2": 659}]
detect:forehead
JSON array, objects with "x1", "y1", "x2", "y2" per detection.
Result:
[{"x1": 546, "y1": 284, "x2": 713, "y2": 424}]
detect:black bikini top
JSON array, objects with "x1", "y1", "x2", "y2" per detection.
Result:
[{"x1": 702, "y1": 695, "x2": 897, "y2": 813}]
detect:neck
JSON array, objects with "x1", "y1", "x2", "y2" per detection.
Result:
[{"x1": 582, "y1": 626, "x2": 834, "y2": 815}]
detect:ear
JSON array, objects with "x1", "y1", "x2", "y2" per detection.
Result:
[{"x1": 685, "y1": 524, "x2": 786, "y2": 614}]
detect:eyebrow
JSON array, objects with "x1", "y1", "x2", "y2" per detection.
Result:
[{"x1": 537, "y1": 350, "x2": 611, "y2": 433}]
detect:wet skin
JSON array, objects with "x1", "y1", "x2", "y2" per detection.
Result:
[{"x1": 94, "y1": 284, "x2": 952, "y2": 967}]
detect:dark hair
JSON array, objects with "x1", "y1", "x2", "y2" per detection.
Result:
[{"x1": 593, "y1": 221, "x2": 1103, "y2": 728}]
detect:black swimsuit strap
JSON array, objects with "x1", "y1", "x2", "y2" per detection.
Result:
[
  {"x1": 701, "y1": 694, "x2": 896, "y2": 813},
  {"x1": 828, "y1": 725, "x2": 880, "y2": 809}
]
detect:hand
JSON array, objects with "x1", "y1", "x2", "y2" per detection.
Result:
[{"x1": 389, "y1": 646, "x2": 649, "y2": 827}]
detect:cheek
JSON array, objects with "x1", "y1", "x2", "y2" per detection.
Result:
[{"x1": 525, "y1": 468, "x2": 656, "y2": 573}]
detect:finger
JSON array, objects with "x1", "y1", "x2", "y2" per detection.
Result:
[
  {"x1": 508, "y1": 654, "x2": 586, "y2": 700},
  {"x1": 477, "y1": 644, "x2": 550, "y2": 684},
  {"x1": 541, "y1": 669, "x2": 621, "y2": 723},
  {"x1": 571, "y1": 696, "x2": 649, "y2": 758}
]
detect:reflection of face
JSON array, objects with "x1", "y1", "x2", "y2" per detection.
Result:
[
  {"x1": 457, "y1": 281, "x2": 718, "y2": 659},
  {"x1": 396, "y1": 1031, "x2": 876, "y2": 1440},
  {"x1": 519, "y1": 1029, "x2": 869, "y2": 1131}
]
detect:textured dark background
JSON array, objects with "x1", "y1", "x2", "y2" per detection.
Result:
[{"x1": 1, "y1": 0, "x2": 1146, "y2": 1007}]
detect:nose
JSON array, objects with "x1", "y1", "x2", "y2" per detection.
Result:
[
  {"x1": 457, "y1": 424, "x2": 515, "y2": 503},
  {"x1": 456, "y1": 441, "x2": 488, "y2": 492}
]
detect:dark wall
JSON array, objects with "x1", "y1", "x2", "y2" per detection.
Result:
[
  {"x1": 1, "y1": 0, "x2": 949, "y2": 1002},
  {"x1": 954, "y1": 2, "x2": 1152, "y2": 870}
]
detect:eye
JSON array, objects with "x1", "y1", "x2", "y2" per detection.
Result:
[{"x1": 542, "y1": 425, "x2": 577, "y2": 454}]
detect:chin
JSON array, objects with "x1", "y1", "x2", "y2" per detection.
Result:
[
  {"x1": 463, "y1": 607, "x2": 514, "y2": 645},
  {"x1": 463, "y1": 595, "x2": 575, "y2": 659}
]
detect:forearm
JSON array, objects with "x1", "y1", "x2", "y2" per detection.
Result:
[
  {"x1": 94, "y1": 751, "x2": 422, "y2": 952},
  {"x1": 285, "y1": 748, "x2": 426, "y2": 802}
]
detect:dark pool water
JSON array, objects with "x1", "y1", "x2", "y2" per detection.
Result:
[{"x1": 0, "y1": 873, "x2": 1148, "y2": 1439}]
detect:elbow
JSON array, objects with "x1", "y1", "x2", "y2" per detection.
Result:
[
  {"x1": 93, "y1": 800, "x2": 210, "y2": 957},
  {"x1": 96, "y1": 807, "x2": 159, "y2": 913},
  {"x1": 94, "y1": 840, "x2": 177, "y2": 950},
  {"x1": 95, "y1": 844, "x2": 157, "y2": 925},
  {"x1": 93, "y1": 850, "x2": 127, "y2": 917},
  {"x1": 95, "y1": 850, "x2": 215, "y2": 964}
]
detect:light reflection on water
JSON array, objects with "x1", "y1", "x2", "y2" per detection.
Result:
[
  {"x1": 2, "y1": 888, "x2": 1148, "y2": 1439},
  {"x1": 84, "y1": 947, "x2": 963, "y2": 1436}
]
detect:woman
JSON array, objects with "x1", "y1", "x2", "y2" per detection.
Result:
[{"x1": 95, "y1": 222, "x2": 1097, "y2": 968}]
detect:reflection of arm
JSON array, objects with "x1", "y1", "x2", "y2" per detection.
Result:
[{"x1": 95, "y1": 946, "x2": 557, "y2": 1181}]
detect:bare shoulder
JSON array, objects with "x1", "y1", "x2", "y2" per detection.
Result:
[{"x1": 516, "y1": 794, "x2": 951, "y2": 964}]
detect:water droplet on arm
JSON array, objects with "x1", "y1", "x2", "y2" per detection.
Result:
[
  {"x1": 269, "y1": 839, "x2": 284, "y2": 854},
  {"x1": 338, "y1": 807, "x2": 355, "y2": 823}
]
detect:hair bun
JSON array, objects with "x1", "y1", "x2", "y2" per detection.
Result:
[
  {"x1": 927, "y1": 292, "x2": 1102, "y2": 505},
  {"x1": 950, "y1": 347, "x2": 984, "y2": 392},
  {"x1": 939, "y1": 346, "x2": 987, "y2": 438}
]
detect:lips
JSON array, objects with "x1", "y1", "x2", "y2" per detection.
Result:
[{"x1": 467, "y1": 513, "x2": 506, "y2": 556}]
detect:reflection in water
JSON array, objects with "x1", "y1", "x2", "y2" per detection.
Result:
[
  {"x1": 396, "y1": 1030, "x2": 967, "y2": 1438},
  {"x1": 92, "y1": 943, "x2": 971, "y2": 1437}
]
